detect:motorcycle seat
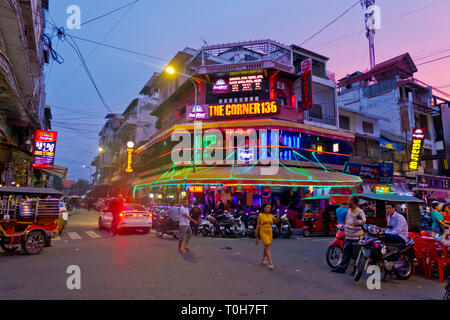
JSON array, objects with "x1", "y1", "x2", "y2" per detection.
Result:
[{"x1": 385, "y1": 242, "x2": 406, "y2": 249}]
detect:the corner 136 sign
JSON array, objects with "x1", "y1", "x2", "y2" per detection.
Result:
[
  {"x1": 409, "y1": 128, "x2": 426, "y2": 171},
  {"x1": 32, "y1": 130, "x2": 57, "y2": 168}
]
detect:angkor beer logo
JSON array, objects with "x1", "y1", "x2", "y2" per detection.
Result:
[
  {"x1": 171, "y1": 122, "x2": 280, "y2": 175},
  {"x1": 212, "y1": 79, "x2": 229, "y2": 94}
]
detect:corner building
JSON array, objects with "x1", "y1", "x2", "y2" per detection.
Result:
[{"x1": 132, "y1": 40, "x2": 361, "y2": 207}]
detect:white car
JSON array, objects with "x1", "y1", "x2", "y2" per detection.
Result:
[
  {"x1": 98, "y1": 203, "x2": 152, "y2": 234},
  {"x1": 59, "y1": 201, "x2": 68, "y2": 222}
]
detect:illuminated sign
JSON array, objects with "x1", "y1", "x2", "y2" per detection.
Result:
[
  {"x1": 126, "y1": 148, "x2": 133, "y2": 173},
  {"x1": 31, "y1": 130, "x2": 57, "y2": 168},
  {"x1": 186, "y1": 104, "x2": 209, "y2": 120},
  {"x1": 238, "y1": 148, "x2": 255, "y2": 162},
  {"x1": 374, "y1": 185, "x2": 393, "y2": 194},
  {"x1": 300, "y1": 58, "x2": 313, "y2": 111},
  {"x1": 208, "y1": 100, "x2": 279, "y2": 119},
  {"x1": 189, "y1": 185, "x2": 204, "y2": 193},
  {"x1": 416, "y1": 174, "x2": 450, "y2": 190},
  {"x1": 409, "y1": 128, "x2": 426, "y2": 171},
  {"x1": 212, "y1": 79, "x2": 229, "y2": 94},
  {"x1": 229, "y1": 74, "x2": 263, "y2": 92}
]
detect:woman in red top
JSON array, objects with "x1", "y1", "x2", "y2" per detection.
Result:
[{"x1": 442, "y1": 204, "x2": 450, "y2": 223}]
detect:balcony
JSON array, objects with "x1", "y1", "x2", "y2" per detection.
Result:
[{"x1": 305, "y1": 113, "x2": 336, "y2": 126}]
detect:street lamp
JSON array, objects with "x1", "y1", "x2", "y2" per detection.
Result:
[
  {"x1": 82, "y1": 165, "x2": 93, "y2": 185},
  {"x1": 165, "y1": 66, "x2": 198, "y2": 172}
]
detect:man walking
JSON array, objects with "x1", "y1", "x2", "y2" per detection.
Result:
[
  {"x1": 179, "y1": 198, "x2": 198, "y2": 253},
  {"x1": 332, "y1": 196, "x2": 366, "y2": 274},
  {"x1": 109, "y1": 194, "x2": 124, "y2": 236}
]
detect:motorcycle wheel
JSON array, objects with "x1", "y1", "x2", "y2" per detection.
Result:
[
  {"x1": 286, "y1": 230, "x2": 292, "y2": 239},
  {"x1": 326, "y1": 245, "x2": 343, "y2": 269},
  {"x1": 210, "y1": 228, "x2": 218, "y2": 238},
  {"x1": 394, "y1": 255, "x2": 413, "y2": 280},
  {"x1": 202, "y1": 228, "x2": 209, "y2": 237},
  {"x1": 444, "y1": 292, "x2": 450, "y2": 301},
  {"x1": 303, "y1": 229, "x2": 311, "y2": 237},
  {"x1": 156, "y1": 225, "x2": 164, "y2": 238},
  {"x1": 0, "y1": 239, "x2": 19, "y2": 253},
  {"x1": 354, "y1": 251, "x2": 369, "y2": 282}
]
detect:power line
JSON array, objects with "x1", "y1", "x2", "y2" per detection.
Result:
[
  {"x1": 416, "y1": 53, "x2": 450, "y2": 66},
  {"x1": 49, "y1": 4, "x2": 136, "y2": 99},
  {"x1": 298, "y1": 0, "x2": 360, "y2": 47},
  {"x1": 81, "y1": 0, "x2": 140, "y2": 26},
  {"x1": 68, "y1": 35, "x2": 168, "y2": 62}
]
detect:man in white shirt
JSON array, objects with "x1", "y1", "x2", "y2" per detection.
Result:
[
  {"x1": 178, "y1": 198, "x2": 198, "y2": 253},
  {"x1": 383, "y1": 202, "x2": 409, "y2": 244}
]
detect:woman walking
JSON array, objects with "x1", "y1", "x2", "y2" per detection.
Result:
[{"x1": 255, "y1": 203, "x2": 279, "y2": 271}]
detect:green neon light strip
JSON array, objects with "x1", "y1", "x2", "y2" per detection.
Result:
[
  {"x1": 145, "y1": 182, "x2": 361, "y2": 189},
  {"x1": 311, "y1": 151, "x2": 328, "y2": 172},
  {"x1": 183, "y1": 149, "x2": 236, "y2": 178}
]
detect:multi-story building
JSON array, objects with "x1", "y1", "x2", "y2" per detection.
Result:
[
  {"x1": 131, "y1": 40, "x2": 362, "y2": 207},
  {"x1": 337, "y1": 53, "x2": 449, "y2": 198},
  {"x1": 0, "y1": 0, "x2": 50, "y2": 186}
]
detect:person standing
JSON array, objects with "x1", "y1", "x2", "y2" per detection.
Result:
[
  {"x1": 109, "y1": 194, "x2": 124, "y2": 236},
  {"x1": 442, "y1": 204, "x2": 450, "y2": 223},
  {"x1": 190, "y1": 202, "x2": 201, "y2": 235},
  {"x1": 431, "y1": 202, "x2": 450, "y2": 239},
  {"x1": 255, "y1": 203, "x2": 279, "y2": 271},
  {"x1": 332, "y1": 196, "x2": 366, "y2": 274},
  {"x1": 178, "y1": 198, "x2": 198, "y2": 253},
  {"x1": 336, "y1": 202, "x2": 348, "y2": 225}
]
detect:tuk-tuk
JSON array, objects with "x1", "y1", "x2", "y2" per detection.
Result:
[
  {"x1": 301, "y1": 194, "x2": 350, "y2": 237},
  {"x1": 357, "y1": 193, "x2": 424, "y2": 234},
  {"x1": 0, "y1": 186, "x2": 62, "y2": 255}
]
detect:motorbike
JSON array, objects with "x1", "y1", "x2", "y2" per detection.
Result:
[
  {"x1": 325, "y1": 223, "x2": 346, "y2": 268},
  {"x1": 276, "y1": 212, "x2": 292, "y2": 238},
  {"x1": 247, "y1": 214, "x2": 258, "y2": 238},
  {"x1": 198, "y1": 215, "x2": 220, "y2": 237},
  {"x1": 155, "y1": 213, "x2": 179, "y2": 239},
  {"x1": 420, "y1": 213, "x2": 432, "y2": 230},
  {"x1": 353, "y1": 224, "x2": 415, "y2": 282}
]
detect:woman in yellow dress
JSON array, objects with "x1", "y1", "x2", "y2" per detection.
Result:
[{"x1": 255, "y1": 203, "x2": 280, "y2": 270}]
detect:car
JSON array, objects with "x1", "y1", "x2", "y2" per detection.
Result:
[{"x1": 98, "y1": 203, "x2": 152, "y2": 234}]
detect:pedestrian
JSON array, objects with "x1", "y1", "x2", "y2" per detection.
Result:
[
  {"x1": 335, "y1": 202, "x2": 348, "y2": 225},
  {"x1": 178, "y1": 198, "x2": 198, "y2": 253},
  {"x1": 109, "y1": 194, "x2": 124, "y2": 236},
  {"x1": 167, "y1": 200, "x2": 179, "y2": 229},
  {"x1": 382, "y1": 202, "x2": 408, "y2": 244},
  {"x1": 255, "y1": 203, "x2": 280, "y2": 271},
  {"x1": 431, "y1": 202, "x2": 449, "y2": 239},
  {"x1": 332, "y1": 196, "x2": 366, "y2": 274},
  {"x1": 190, "y1": 201, "x2": 201, "y2": 235},
  {"x1": 442, "y1": 204, "x2": 450, "y2": 223}
]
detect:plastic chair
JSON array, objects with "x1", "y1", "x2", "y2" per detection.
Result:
[
  {"x1": 408, "y1": 232, "x2": 427, "y2": 278},
  {"x1": 422, "y1": 238, "x2": 450, "y2": 283}
]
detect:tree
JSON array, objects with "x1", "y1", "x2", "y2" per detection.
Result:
[{"x1": 53, "y1": 176, "x2": 64, "y2": 191}]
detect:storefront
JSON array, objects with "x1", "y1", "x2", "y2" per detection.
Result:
[{"x1": 413, "y1": 174, "x2": 450, "y2": 203}]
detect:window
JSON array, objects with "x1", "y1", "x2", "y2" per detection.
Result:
[
  {"x1": 339, "y1": 115, "x2": 350, "y2": 130},
  {"x1": 309, "y1": 104, "x2": 322, "y2": 119},
  {"x1": 362, "y1": 121, "x2": 374, "y2": 134},
  {"x1": 277, "y1": 95, "x2": 287, "y2": 106}
]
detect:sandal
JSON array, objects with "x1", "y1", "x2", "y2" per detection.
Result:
[
  {"x1": 184, "y1": 248, "x2": 191, "y2": 252},
  {"x1": 261, "y1": 260, "x2": 268, "y2": 266},
  {"x1": 268, "y1": 264, "x2": 274, "y2": 271}
]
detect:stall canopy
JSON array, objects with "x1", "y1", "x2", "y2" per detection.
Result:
[
  {"x1": 133, "y1": 164, "x2": 362, "y2": 197},
  {"x1": 358, "y1": 193, "x2": 424, "y2": 203}
]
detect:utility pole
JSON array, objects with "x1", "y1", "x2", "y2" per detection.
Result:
[{"x1": 361, "y1": 0, "x2": 378, "y2": 69}]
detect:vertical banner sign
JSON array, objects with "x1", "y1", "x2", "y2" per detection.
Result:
[
  {"x1": 126, "y1": 148, "x2": 133, "y2": 173},
  {"x1": 300, "y1": 58, "x2": 313, "y2": 111},
  {"x1": 32, "y1": 130, "x2": 57, "y2": 168},
  {"x1": 409, "y1": 128, "x2": 426, "y2": 171}
]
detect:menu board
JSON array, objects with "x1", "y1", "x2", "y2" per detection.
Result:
[
  {"x1": 31, "y1": 130, "x2": 57, "y2": 168},
  {"x1": 229, "y1": 75, "x2": 263, "y2": 92}
]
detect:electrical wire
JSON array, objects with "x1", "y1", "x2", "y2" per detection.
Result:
[
  {"x1": 81, "y1": 0, "x2": 140, "y2": 26},
  {"x1": 416, "y1": 53, "x2": 450, "y2": 66},
  {"x1": 298, "y1": 0, "x2": 360, "y2": 47}
]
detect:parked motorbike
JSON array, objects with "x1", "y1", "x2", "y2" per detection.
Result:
[
  {"x1": 420, "y1": 213, "x2": 432, "y2": 230},
  {"x1": 326, "y1": 223, "x2": 345, "y2": 268},
  {"x1": 277, "y1": 212, "x2": 292, "y2": 238},
  {"x1": 247, "y1": 214, "x2": 258, "y2": 238},
  {"x1": 199, "y1": 215, "x2": 220, "y2": 237},
  {"x1": 353, "y1": 224, "x2": 415, "y2": 282},
  {"x1": 155, "y1": 214, "x2": 179, "y2": 239}
]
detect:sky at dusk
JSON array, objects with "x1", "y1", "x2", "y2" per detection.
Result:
[{"x1": 44, "y1": 0, "x2": 450, "y2": 180}]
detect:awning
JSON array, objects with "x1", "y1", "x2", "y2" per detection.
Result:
[
  {"x1": 378, "y1": 137, "x2": 404, "y2": 151},
  {"x1": 133, "y1": 164, "x2": 362, "y2": 193},
  {"x1": 39, "y1": 165, "x2": 68, "y2": 179}
]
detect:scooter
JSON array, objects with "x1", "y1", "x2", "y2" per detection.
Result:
[
  {"x1": 155, "y1": 214, "x2": 179, "y2": 239},
  {"x1": 325, "y1": 223, "x2": 345, "y2": 268},
  {"x1": 354, "y1": 224, "x2": 415, "y2": 282},
  {"x1": 277, "y1": 212, "x2": 292, "y2": 238}
]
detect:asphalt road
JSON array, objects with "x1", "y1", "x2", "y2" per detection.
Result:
[{"x1": 0, "y1": 209, "x2": 446, "y2": 300}]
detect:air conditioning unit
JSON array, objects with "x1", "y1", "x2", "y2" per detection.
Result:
[{"x1": 276, "y1": 81, "x2": 285, "y2": 90}]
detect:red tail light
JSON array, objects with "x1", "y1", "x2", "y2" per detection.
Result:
[{"x1": 119, "y1": 213, "x2": 124, "y2": 217}]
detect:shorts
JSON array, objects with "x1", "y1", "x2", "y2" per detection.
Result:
[{"x1": 179, "y1": 225, "x2": 192, "y2": 241}]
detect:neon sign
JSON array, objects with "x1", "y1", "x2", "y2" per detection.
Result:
[
  {"x1": 208, "y1": 100, "x2": 279, "y2": 119},
  {"x1": 126, "y1": 148, "x2": 133, "y2": 173},
  {"x1": 409, "y1": 128, "x2": 426, "y2": 171},
  {"x1": 189, "y1": 185, "x2": 204, "y2": 193},
  {"x1": 186, "y1": 105, "x2": 209, "y2": 120},
  {"x1": 212, "y1": 79, "x2": 229, "y2": 94},
  {"x1": 374, "y1": 185, "x2": 392, "y2": 194},
  {"x1": 32, "y1": 130, "x2": 57, "y2": 169},
  {"x1": 229, "y1": 74, "x2": 263, "y2": 92}
]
